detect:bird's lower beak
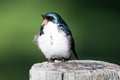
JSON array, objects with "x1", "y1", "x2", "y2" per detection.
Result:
[{"x1": 42, "y1": 18, "x2": 48, "y2": 26}]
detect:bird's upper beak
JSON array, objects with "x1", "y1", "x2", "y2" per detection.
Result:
[
  {"x1": 41, "y1": 15, "x2": 48, "y2": 26},
  {"x1": 41, "y1": 14, "x2": 45, "y2": 19}
]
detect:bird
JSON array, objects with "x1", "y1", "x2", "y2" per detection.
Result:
[{"x1": 34, "y1": 12, "x2": 79, "y2": 62}]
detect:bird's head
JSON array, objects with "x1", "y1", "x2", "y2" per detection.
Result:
[{"x1": 42, "y1": 12, "x2": 62, "y2": 26}]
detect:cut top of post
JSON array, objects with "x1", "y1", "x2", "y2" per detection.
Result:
[
  {"x1": 30, "y1": 60, "x2": 120, "y2": 80},
  {"x1": 31, "y1": 60, "x2": 120, "y2": 72}
]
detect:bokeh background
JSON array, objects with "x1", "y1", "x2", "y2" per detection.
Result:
[{"x1": 0, "y1": 0, "x2": 120, "y2": 80}]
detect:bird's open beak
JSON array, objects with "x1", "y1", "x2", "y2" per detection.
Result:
[{"x1": 41, "y1": 15, "x2": 48, "y2": 26}]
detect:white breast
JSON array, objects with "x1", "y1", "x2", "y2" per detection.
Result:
[{"x1": 37, "y1": 22, "x2": 71, "y2": 59}]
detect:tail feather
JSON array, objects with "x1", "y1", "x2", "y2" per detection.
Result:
[
  {"x1": 71, "y1": 36, "x2": 79, "y2": 60},
  {"x1": 72, "y1": 49, "x2": 79, "y2": 60}
]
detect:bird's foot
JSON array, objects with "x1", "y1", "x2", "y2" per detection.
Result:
[
  {"x1": 61, "y1": 58, "x2": 69, "y2": 63},
  {"x1": 48, "y1": 58, "x2": 55, "y2": 63}
]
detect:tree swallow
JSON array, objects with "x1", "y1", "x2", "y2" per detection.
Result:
[{"x1": 34, "y1": 12, "x2": 79, "y2": 62}]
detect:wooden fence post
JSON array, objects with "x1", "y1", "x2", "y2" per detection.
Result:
[{"x1": 29, "y1": 60, "x2": 120, "y2": 80}]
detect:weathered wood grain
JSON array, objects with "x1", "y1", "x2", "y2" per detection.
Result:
[{"x1": 29, "y1": 60, "x2": 120, "y2": 80}]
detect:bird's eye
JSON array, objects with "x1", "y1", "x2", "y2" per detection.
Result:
[{"x1": 46, "y1": 16, "x2": 54, "y2": 21}]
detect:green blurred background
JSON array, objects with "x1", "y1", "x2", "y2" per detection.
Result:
[{"x1": 0, "y1": 0, "x2": 120, "y2": 80}]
